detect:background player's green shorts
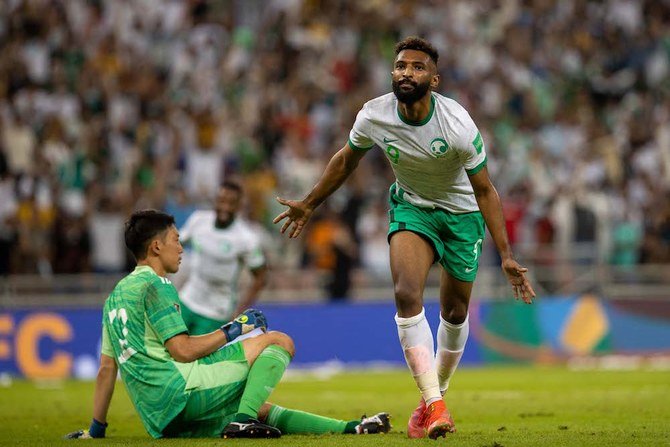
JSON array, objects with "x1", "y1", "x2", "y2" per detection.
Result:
[
  {"x1": 180, "y1": 301, "x2": 228, "y2": 335},
  {"x1": 162, "y1": 342, "x2": 249, "y2": 438},
  {"x1": 388, "y1": 184, "x2": 486, "y2": 282}
]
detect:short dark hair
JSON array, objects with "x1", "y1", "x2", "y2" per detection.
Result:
[
  {"x1": 395, "y1": 36, "x2": 439, "y2": 65},
  {"x1": 220, "y1": 180, "x2": 242, "y2": 194},
  {"x1": 124, "y1": 209, "x2": 175, "y2": 261}
]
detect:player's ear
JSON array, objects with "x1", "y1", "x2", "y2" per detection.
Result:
[
  {"x1": 149, "y1": 238, "x2": 161, "y2": 256},
  {"x1": 431, "y1": 73, "x2": 440, "y2": 89}
]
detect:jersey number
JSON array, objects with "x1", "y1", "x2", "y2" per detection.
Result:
[{"x1": 108, "y1": 308, "x2": 137, "y2": 364}]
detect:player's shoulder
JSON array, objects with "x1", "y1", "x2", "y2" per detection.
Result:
[
  {"x1": 432, "y1": 92, "x2": 471, "y2": 116},
  {"x1": 360, "y1": 92, "x2": 396, "y2": 116},
  {"x1": 433, "y1": 92, "x2": 478, "y2": 133},
  {"x1": 187, "y1": 209, "x2": 215, "y2": 223},
  {"x1": 231, "y1": 218, "x2": 262, "y2": 241}
]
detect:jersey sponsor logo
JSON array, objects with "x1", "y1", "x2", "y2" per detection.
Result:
[
  {"x1": 383, "y1": 136, "x2": 398, "y2": 143},
  {"x1": 429, "y1": 138, "x2": 449, "y2": 158},
  {"x1": 159, "y1": 277, "x2": 172, "y2": 285}
]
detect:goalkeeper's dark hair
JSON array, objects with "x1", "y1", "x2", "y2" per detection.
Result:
[
  {"x1": 124, "y1": 209, "x2": 176, "y2": 261},
  {"x1": 395, "y1": 36, "x2": 439, "y2": 65}
]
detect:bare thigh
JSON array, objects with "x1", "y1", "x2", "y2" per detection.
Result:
[{"x1": 390, "y1": 231, "x2": 435, "y2": 317}]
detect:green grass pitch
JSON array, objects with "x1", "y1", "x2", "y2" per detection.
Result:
[{"x1": 1, "y1": 366, "x2": 668, "y2": 446}]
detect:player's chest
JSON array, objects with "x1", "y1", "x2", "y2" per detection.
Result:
[
  {"x1": 191, "y1": 228, "x2": 244, "y2": 262},
  {"x1": 375, "y1": 126, "x2": 460, "y2": 169}
]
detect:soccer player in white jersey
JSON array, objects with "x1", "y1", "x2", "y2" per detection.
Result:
[
  {"x1": 179, "y1": 181, "x2": 267, "y2": 335},
  {"x1": 274, "y1": 36, "x2": 536, "y2": 439}
]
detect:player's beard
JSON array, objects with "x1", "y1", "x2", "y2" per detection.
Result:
[{"x1": 392, "y1": 78, "x2": 431, "y2": 105}]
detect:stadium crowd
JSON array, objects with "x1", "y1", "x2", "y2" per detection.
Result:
[{"x1": 0, "y1": 0, "x2": 669, "y2": 292}]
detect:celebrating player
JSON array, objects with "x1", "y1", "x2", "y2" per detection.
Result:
[
  {"x1": 274, "y1": 36, "x2": 536, "y2": 439},
  {"x1": 66, "y1": 210, "x2": 390, "y2": 439},
  {"x1": 178, "y1": 181, "x2": 267, "y2": 335}
]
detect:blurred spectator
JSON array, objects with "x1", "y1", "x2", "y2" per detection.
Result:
[{"x1": 0, "y1": 0, "x2": 669, "y2": 284}]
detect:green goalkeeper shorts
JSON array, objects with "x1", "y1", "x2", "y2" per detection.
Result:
[
  {"x1": 180, "y1": 301, "x2": 227, "y2": 335},
  {"x1": 162, "y1": 342, "x2": 249, "y2": 438},
  {"x1": 388, "y1": 183, "x2": 486, "y2": 282}
]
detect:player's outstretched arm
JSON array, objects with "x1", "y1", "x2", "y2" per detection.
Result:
[
  {"x1": 64, "y1": 354, "x2": 117, "y2": 439},
  {"x1": 274, "y1": 143, "x2": 366, "y2": 238},
  {"x1": 468, "y1": 167, "x2": 536, "y2": 303}
]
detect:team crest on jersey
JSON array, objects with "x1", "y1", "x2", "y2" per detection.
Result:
[
  {"x1": 173, "y1": 303, "x2": 181, "y2": 313},
  {"x1": 429, "y1": 138, "x2": 449, "y2": 158}
]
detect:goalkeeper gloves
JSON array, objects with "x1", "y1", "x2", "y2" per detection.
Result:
[
  {"x1": 221, "y1": 308, "x2": 267, "y2": 342},
  {"x1": 64, "y1": 419, "x2": 107, "y2": 439}
]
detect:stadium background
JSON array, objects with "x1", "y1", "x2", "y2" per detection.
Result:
[{"x1": 1, "y1": 0, "x2": 669, "y2": 379}]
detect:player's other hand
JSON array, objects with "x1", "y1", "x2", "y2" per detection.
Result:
[
  {"x1": 501, "y1": 258, "x2": 536, "y2": 304},
  {"x1": 273, "y1": 197, "x2": 314, "y2": 238},
  {"x1": 64, "y1": 429, "x2": 92, "y2": 439},
  {"x1": 64, "y1": 419, "x2": 107, "y2": 439},
  {"x1": 221, "y1": 308, "x2": 268, "y2": 342}
]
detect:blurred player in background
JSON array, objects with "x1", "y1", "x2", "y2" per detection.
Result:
[
  {"x1": 178, "y1": 181, "x2": 267, "y2": 335},
  {"x1": 274, "y1": 36, "x2": 536, "y2": 439},
  {"x1": 66, "y1": 209, "x2": 390, "y2": 439}
]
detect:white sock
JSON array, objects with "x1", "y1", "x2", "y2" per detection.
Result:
[
  {"x1": 436, "y1": 313, "x2": 469, "y2": 394},
  {"x1": 395, "y1": 308, "x2": 441, "y2": 404}
]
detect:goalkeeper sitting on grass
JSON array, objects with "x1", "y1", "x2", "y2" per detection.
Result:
[{"x1": 66, "y1": 209, "x2": 390, "y2": 439}]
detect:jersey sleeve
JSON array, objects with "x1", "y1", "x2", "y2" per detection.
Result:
[
  {"x1": 453, "y1": 108, "x2": 487, "y2": 176},
  {"x1": 348, "y1": 105, "x2": 375, "y2": 151},
  {"x1": 244, "y1": 230, "x2": 266, "y2": 271},
  {"x1": 144, "y1": 279, "x2": 188, "y2": 342},
  {"x1": 101, "y1": 321, "x2": 114, "y2": 357}
]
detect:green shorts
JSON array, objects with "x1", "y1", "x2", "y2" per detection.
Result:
[
  {"x1": 180, "y1": 301, "x2": 227, "y2": 335},
  {"x1": 163, "y1": 342, "x2": 249, "y2": 438},
  {"x1": 388, "y1": 184, "x2": 486, "y2": 282}
]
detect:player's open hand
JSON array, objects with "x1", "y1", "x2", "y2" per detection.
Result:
[
  {"x1": 273, "y1": 197, "x2": 314, "y2": 238},
  {"x1": 501, "y1": 258, "x2": 536, "y2": 304}
]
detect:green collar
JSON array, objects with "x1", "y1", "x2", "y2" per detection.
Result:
[{"x1": 397, "y1": 94, "x2": 435, "y2": 126}]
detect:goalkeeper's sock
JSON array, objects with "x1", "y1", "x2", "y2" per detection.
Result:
[
  {"x1": 395, "y1": 308, "x2": 442, "y2": 405},
  {"x1": 234, "y1": 345, "x2": 292, "y2": 420},
  {"x1": 266, "y1": 404, "x2": 357, "y2": 434}
]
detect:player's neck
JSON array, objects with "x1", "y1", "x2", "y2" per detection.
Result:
[
  {"x1": 215, "y1": 218, "x2": 234, "y2": 229},
  {"x1": 397, "y1": 94, "x2": 432, "y2": 123},
  {"x1": 137, "y1": 259, "x2": 166, "y2": 277}
]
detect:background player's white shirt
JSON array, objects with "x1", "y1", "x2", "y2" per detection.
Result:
[
  {"x1": 178, "y1": 210, "x2": 265, "y2": 321},
  {"x1": 349, "y1": 92, "x2": 487, "y2": 213}
]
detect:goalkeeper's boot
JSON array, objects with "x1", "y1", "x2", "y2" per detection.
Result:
[
  {"x1": 423, "y1": 400, "x2": 455, "y2": 440},
  {"x1": 221, "y1": 419, "x2": 281, "y2": 438},
  {"x1": 63, "y1": 429, "x2": 92, "y2": 439},
  {"x1": 355, "y1": 412, "x2": 391, "y2": 434},
  {"x1": 407, "y1": 398, "x2": 426, "y2": 438}
]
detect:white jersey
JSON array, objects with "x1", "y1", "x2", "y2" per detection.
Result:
[
  {"x1": 349, "y1": 92, "x2": 487, "y2": 213},
  {"x1": 178, "y1": 210, "x2": 265, "y2": 321}
]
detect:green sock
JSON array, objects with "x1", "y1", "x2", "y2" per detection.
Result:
[
  {"x1": 235, "y1": 345, "x2": 292, "y2": 420},
  {"x1": 266, "y1": 404, "x2": 360, "y2": 434}
]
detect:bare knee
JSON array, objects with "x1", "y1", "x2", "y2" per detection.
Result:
[
  {"x1": 266, "y1": 331, "x2": 295, "y2": 357},
  {"x1": 441, "y1": 301, "x2": 468, "y2": 324},
  {"x1": 394, "y1": 281, "x2": 423, "y2": 317}
]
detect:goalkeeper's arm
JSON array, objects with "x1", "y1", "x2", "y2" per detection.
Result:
[
  {"x1": 65, "y1": 354, "x2": 117, "y2": 439},
  {"x1": 92, "y1": 354, "x2": 117, "y2": 430}
]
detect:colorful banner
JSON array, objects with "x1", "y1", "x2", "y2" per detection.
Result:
[{"x1": 1, "y1": 295, "x2": 669, "y2": 378}]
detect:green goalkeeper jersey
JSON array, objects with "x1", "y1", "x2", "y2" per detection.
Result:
[{"x1": 101, "y1": 265, "x2": 191, "y2": 438}]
